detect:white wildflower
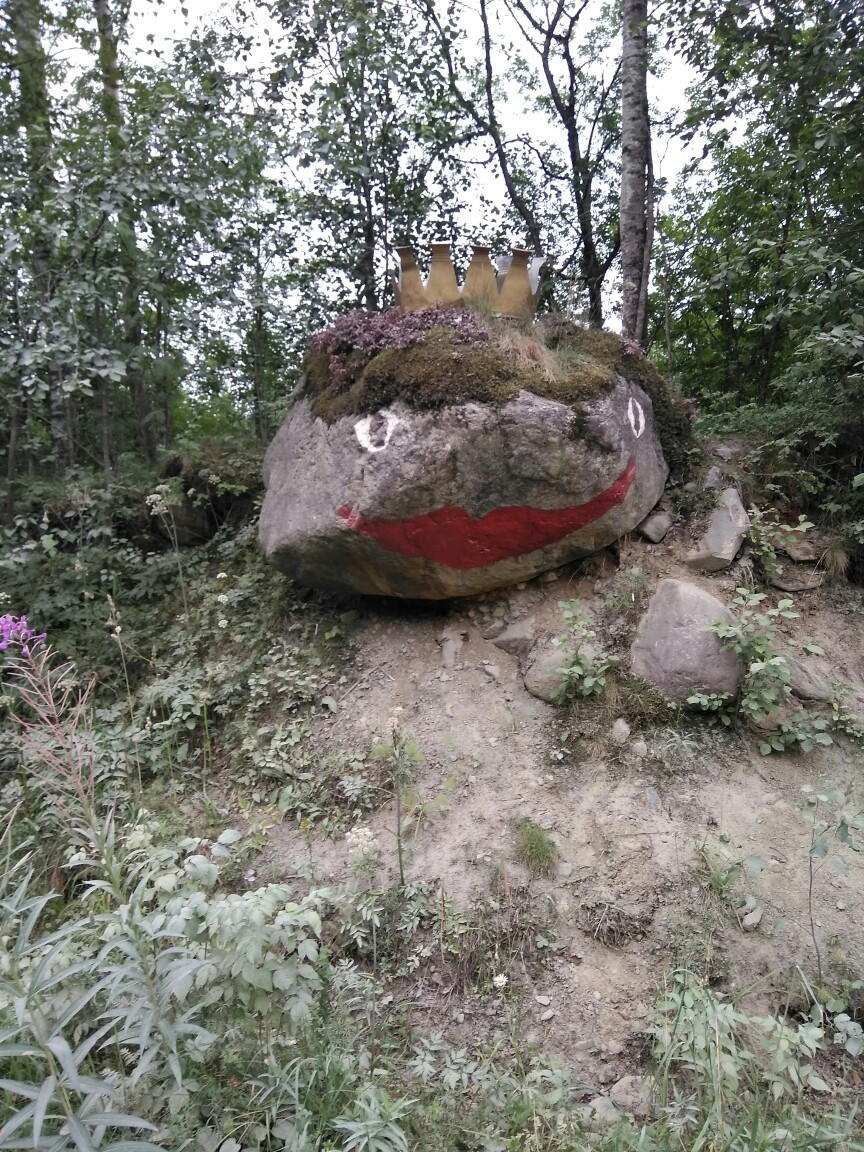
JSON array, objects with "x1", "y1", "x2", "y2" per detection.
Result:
[
  {"x1": 492, "y1": 973, "x2": 508, "y2": 990},
  {"x1": 345, "y1": 825, "x2": 378, "y2": 862},
  {"x1": 216, "y1": 571, "x2": 228, "y2": 580},
  {"x1": 218, "y1": 618, "x2": 229, "y2": 629},
  {"x1": 217, "y1": 593, "x2": 228, "y2": 604}
]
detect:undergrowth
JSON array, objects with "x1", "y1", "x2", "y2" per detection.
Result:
[{"x1": 1, "y1": 471, "x2": 863, "y2": 1150}]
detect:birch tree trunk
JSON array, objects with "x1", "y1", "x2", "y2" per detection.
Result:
[
  {"x1": 9, "y1": 0, "x2": 71, "y2": 469},
  {"x1": 93, "y1": 0, "x2": 156, "y2": 461},
  {"x1": 620, "y1": 0, "x2": 652, "y2": 346}
]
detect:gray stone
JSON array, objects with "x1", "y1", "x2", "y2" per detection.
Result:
[
  {"x1": 576, "y1": 1097, "x2": 623, "y2": 1132},
  {"x1": 609, "y1": 1074, "x2": 652, "y2": 1118},
  {"x1": 492, "y1": 617, "x2": 536, "y2": 658},
  {"x1": 782, "y1": 535, "x2": 819, "y2": 563},
  {"x1": 611, "y1": 718, "x2": 631, "y2": 744},
  {"x1": 769, "y1": 564, "x2": 824, "y2": 593},
  {"x1": 703, "y1": 464, "x2": 724, "y2": 490},
  {"x1": 631, "y1": 738, "x2": 648, "y2": 759},
  {"x1": 638, "y1": 511, "x2": 673, "y2": 543},
  {"x1": 630, "y1": 578, "x2": 742, "y2": 702},
  {"x1": 438, "y1": 626, "x2": 466, "y2": 669},
  {"x1": 481, "y1": 620, "x2": 506, "y2": 640},
  {"x1": 686, "y1": 488, "x2": 750, "y2": 572},
  {"x1": 741, "y1": 905, "x2": 764, "y2": 932},
  {"x1": 785, "y1": 655, "x2": 832, "y2": 703},
  {"x1": 259, "y1": 378, "x2": 669, "y2": 599},
  {"x1": 523, "y1": 642, "x2": 568, "y2": 703},
  {"x1": 482, "y1": 663, "x2": 502, "y2": 683}
]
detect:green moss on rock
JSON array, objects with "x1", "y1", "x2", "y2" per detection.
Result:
[{"x1": 303, "y1": 313, "x2": 696, "y2": 478}]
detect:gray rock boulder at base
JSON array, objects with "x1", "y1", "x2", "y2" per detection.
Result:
[
  {"x1": 638, "y1": 511, "x2": 672, "y2": 543},
  {"x1": 630, "y1": 579, "x2": 742, "y2": 702},
  {"x1": 523, "y1": 642, "x2": 568, "y2": 703},
  {"x1": 259, "y1": 378, "x2": 668, "y2": 598},
  {"x1": 686, "y1": 488, "x2": 750, "y2": 572}
]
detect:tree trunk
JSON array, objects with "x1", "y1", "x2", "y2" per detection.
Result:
[
  {"x1": 9, "y1": 0, "x2": 72, "y2": 469},
  {"x1": 620, "y1": 0, "x2": 651, "y2": 345},
  {"x1": 93, "y1": 0, "x2": 156, "y2": 461},
  {"x1": 5, "y1": 400, "x2": 20, "y2": 526}
]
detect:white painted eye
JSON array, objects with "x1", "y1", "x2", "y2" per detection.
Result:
[
  {"x1": 354, "y1": 411, "x2": 400, "y2": 452},
  {"x1": 628, "y1": 397, "x2": 645, "y2": 439}
]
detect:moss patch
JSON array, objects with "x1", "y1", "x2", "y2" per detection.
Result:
[{"x1": 303, "y1": 313, "x2": 696, "y2": 478}]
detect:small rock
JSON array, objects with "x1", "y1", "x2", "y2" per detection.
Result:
[
  {"x1": 741, "y1": 905, "x2": 763, "y2": 932},
  {"x1": 837, "y1": 901, "x2": 846, "y2": 911},
  {"x1": 492, "y1": 617, "x2": 536, "y2": 657},
  {"x1": 769, "y1": 564, "x2": 824, "y2": 593},
  {"x1": 493, "y1": 606, "x2": 507, "y2": 619},
  {"x1": 535, "y1": 995, "x2": 551, "y2": 1006},
  {"x1": 482, "y1": 663, "x2": 502, "y2": 682},
  {"x1": 703, "y1": 464, "x2": 724, "y2": 490},
  {"x1": 339, "y1": 609, "x2": 361, "y2": 625},
  {"x1": 611, "y1": 718, "x2": 631, "y2": 744},
  {"x1": 609, "y1": 1074, "x2": 652, "y2": 1118},
  {"x1": 540, "y1": 1009, "x2": 556, "y2": 1022},
  {"x1": 539, "y1": 570, "x2": 560, "y2": 583},
  {"x1": 438, "y1": 626, "x2": 466, "y2": 669},
  {"x1": 645, "y1": 786, "x2": 662, "y2": 809},
  {"x1": 482, "y1": 620, "x2": 506, "y2": 640},
  {"x1": 631, "y1": 738, "x2": 648, "y2": 759},
  {"x1": 785, "y1": 655, "x2": 832, "y2": 702},
  {"x1": 523, "y1": 641, "x2": 568, "y2": 703},
  {"x1": 573, "y1": 1039, "x2": 595, "y2": 1055},
  {"x1": 638, "y1": 511, "x2": 673, "y2": 543},
  {"x1": 782, "y1": 536, "x2": 819, "y2": 563},
  {"x1": 576, "y1": 1097, "x2": 622, "y2": 1132},
  {"x1": 686, "y1": 488, "x2": 750, "y2": 572}
]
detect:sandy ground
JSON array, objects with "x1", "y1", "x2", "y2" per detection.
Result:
[{"x1": 259, "y1": 502, "x2": 864, "y2": 1092}]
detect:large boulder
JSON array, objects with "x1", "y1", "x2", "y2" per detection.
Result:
[
  {"x1": 630, "y1": 579, "x2": 741, "y2": 702},
  {"x1": 260, "y1": 377, "x2": 668, "y2": 599}
]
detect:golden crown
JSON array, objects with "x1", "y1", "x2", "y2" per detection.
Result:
[{"x1": 392, "y1": 242, "x2": 545, "y2": 319}]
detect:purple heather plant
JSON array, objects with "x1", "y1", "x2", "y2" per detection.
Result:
[
  {"x1": 309, "y1": 305, "x2": 491, "y2": 384},
  {"x1": 0, "y1": 614, "x2": 47, "y2": 657}
]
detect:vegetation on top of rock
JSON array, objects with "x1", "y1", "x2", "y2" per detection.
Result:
[{"x1": 302, "y1": 308, "x2": 697, "y2": 477}]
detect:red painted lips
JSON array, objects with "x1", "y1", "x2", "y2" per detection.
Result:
[{"x1": 336, "y1": 458, "x2": 635, "y2": 570}]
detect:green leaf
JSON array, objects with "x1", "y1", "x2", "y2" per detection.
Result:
[{"x1": 810, "y1": 836, "x2": 829, "y2": 859}]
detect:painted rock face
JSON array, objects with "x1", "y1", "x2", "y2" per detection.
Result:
[{"x1": 259, "y1": 378, "x2": 668, "y2": 599}]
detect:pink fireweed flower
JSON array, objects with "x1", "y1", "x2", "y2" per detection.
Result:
[{"x1": 0, "y1": 614, "x2": 47, "y2": 657}]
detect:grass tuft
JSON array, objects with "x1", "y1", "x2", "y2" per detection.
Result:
[{"x1": 515, "y1": 819, "x2": 558, "y2": 877}]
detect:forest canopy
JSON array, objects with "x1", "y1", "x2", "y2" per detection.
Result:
[{"x1": 1, "y1": 0, "x2": 862, "y2": 551}]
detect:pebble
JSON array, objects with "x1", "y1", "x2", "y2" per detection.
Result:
[
  {"x1": 576, "y1": 1097, "x2": 622, "y2": 1132},
  {"x1": 631, "y1": 738, "x2": 648, "y2": 758},
  {"x1": 741, "y1": 905, "x2": 763, "y2": 931},
  {"x1": 611, "y1": 718, "x2": 631, "y2": 744},
  {"x1": 535, "y1": 995, "x2": 551, "y2": 1006},
  {"x1": 482, "y1": 663, "x2": 502, "y2": 682},
  {"x1": 540, "y1": 1009, "x2": 555, "y2": 1022},
  {"x1": 837, "y1": 901, "x2": 846, "y2": 911}
]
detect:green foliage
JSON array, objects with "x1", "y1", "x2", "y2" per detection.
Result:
[
  {"x1": 745, "y1": 507, "x2": 814, "y2": 581},
  {"x1": 554, "y1": 601, "x2": 618, "y2": 700},
  {"x1": 515, "y1": 820, "x2": 558, "y2": 877}
]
